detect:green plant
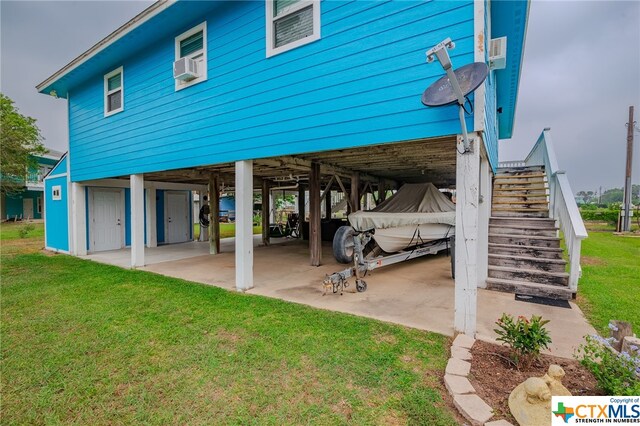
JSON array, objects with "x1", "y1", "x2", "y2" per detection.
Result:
[
  {"x1": 494, "y1": 313, "x2": 552, "y2": 369},
  {"x1": 576, "y1": 335, "x2": 640, "y2": 396},
  {"x1": 17, "y1": 223, "x2": 34, "y2": 239}
]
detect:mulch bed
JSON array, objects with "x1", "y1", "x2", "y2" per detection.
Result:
[{"x1": 468, "y1": 340, "x2": 602, "y2": 422}]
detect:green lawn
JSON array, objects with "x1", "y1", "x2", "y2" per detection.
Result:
[
  {"x1": 577, "y1": 226, "x2": 640, "y2": 335},
  {"x1": 194, "y1": 222, "x2": 262, "y2": 239},
  {"x1": 0, "y1": 221, "x2": 44, "y2": 241},
  {"x1": 1, "y1": 229, "x2": 457, "y2": 425}
]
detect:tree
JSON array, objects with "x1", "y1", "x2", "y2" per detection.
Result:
[{"x1": 0, "y1": 94, "x2": 45, "y2": 195}]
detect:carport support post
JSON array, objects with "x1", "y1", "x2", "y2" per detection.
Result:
[
  {"x1": 309, "y1": 162, "x2": 321, "y2": 266},
  {"x1": 209, "y1": 174, "x2": 220, "y2": 254},
  {"x1": 198, "y1": 190, "x2": 209, "y2": 242},
  {"x1": 378, "y1": 178, "x2": 387, "y2": 203},
  {"x1": 454, "y1": 134, "x2": 480, "y2": 336},
  {"x1": 235, "y1": 160, "x2": 254, "y2": 291},
  {"x1": 350, "y1": 172, "x2": 360, "y2": 212},
  {"x1": 325, "y1": 188, "x2": 332, "y2": 219},
  {"x1": 130, "y1": 174, "x2": 145, "y2": 268},
  {"x1": 146, "y1": 188, "x2": 157, "y2": 248},
  {"x1": 71, "y1": 182, "x2": 87, "y2": 256},
  {"x1": 262, "y1": 179, "x2": 270, "y2": 246}
]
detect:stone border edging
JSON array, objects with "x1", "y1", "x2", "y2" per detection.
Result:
[{"x1": 445, "y1": 334, "x2": 514, "y2": 426}]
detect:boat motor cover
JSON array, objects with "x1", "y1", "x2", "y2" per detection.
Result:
[{"x1": 348, "y1": 183, "x2": 455, "y2": 232}]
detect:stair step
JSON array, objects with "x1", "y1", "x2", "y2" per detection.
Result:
[
  {"x1": 492, "y1": 202, "x2": 550, "y2": 208},
  {"x1": 488, "y1": 265, "x2": 569, "y2": 286},
  {"x1": 489, "y1": 233, "x2": 560, "y2": 248},
  {"x1": 493, "y1": 185, "x2": 549, "y2": 192},
  {"x1": 492, "y1": 207, "x2": 549, "y2": 212},
  {"x1": 493, "y1": 190, "x2": 548, "y2": 197},
  {"x1": 496, "y1": 168, "x2": 545, "y2": 174},
  {"x1": 495, "y1": 173, "x2": 547, "y2": 180},
  {"x1": 489, "y1": 253, "x2": 567, "y2": 273},
  {"x1": 492, "y1": 211, "x2": 550, "y2": 218},
  {"x1": 486, "y1": 278, "x2": 573, "y2": 300},
  {"x1": 489, "y1": 225, "x2": 558, "y2": 237},
  {"x1": 493, "y1": 193, "x2": 548, "y2": 199},
  {"x1": 488, "y1": 243, "x2": 563, "y2": 259},
  {"x1": 490, "y1": 217, "x2": 556, "y2": 226}
]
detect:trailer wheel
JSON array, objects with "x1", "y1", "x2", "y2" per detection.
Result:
[
  {"x1": 356, "y1": 279, "x2": 367, "y2": 292},
  {"x1": 333, "y1": 226, "x2": 357, "y2": 264}
]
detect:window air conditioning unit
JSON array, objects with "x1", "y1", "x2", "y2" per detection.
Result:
[
  {"x1": 489, "y1": 37, "x2": 507, "y2": 70},
  {"x1": 173, "y1": 57, "x2": 199, "y2": 81}
]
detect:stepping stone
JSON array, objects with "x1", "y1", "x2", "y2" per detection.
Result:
[
  {"x1": 453, "y1": 333, "x2": 475, "y2": 349},
  {"x1": 451, "y1": 345, "x2": 472, "y2": 361},
  {"x1": 446, "y1": 358, "x2": 471, "y2": 376},
  {"x1": 444, "y1": 374, "x2": 475, "y2": 395},
  {"x1": 453, "y1": 394, "x2": 494, "y2": 426},
  {"x1": 486, "y1": 420, "x2": 515, "y2": 426}
]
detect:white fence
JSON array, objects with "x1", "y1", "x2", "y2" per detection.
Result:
[{"x1": 521, "y1": 128, "x2": 588, "y2": 291}]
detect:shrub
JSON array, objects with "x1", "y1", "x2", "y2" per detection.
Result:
[
  {"x1": 17, "y1": 223, "x2": 35, "y2": 239},
  {"x1": 494, "y1": 313, "x2": 552, "y2": 369},
  {"x1": 580, "y1": 208, "x2": 619, "y2": 223},
  {"x1": 575, "y1": 335, "x2": 640, "y2": 396}
]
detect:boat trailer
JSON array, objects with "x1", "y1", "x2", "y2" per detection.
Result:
[{"x1": 322, "y1": 234, "x2": 455, "y2": 295}]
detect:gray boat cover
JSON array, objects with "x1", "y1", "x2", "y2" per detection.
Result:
[{"x1": 348, "y1": 183, "x2": 455, "y2": 231}]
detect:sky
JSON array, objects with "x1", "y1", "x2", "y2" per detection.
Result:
[{"x1": 1, "y1": 0, "x2": 639, "y2": 193}]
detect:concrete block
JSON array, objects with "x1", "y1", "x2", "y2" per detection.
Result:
[
  {"x1": 444, "y1": 374, "x2": 476, "y2": 395},
  {"x1": 453, "y1": 394, "x2": 494, "y2": 426},
  {"x1": 446, "y1": 358, "x2": 471, "y2": 376},
  {"x1": 485, "y1": 420, "x2": 514, "y2": 426},
  {"x1": 451, "y1": 345, "x2": 472, "y2": 361},
  {"x1": 453, "y1": 333, "x2": 476, "y2": 349}
]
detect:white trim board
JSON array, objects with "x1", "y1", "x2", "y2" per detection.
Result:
[
  {"x1": 37, "y1": 0, "x2": 176, "y2": 94},
  {"x1": 79, "y1": 178, "x2": 207, "y2": 192}
]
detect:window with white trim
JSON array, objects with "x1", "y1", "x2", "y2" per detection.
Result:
[
  {"x1": 104, "y1": 66, "x2": 124, "y2": 116},
  {"x1": 175, "y1": 22, "x2": 207, "y2": 91},
  {"x1": 52, "y1": 186, "x2": 61, "y2": 201},
  {"x1": 266, "y1": 0, "x2": 320, "y2": 57}
]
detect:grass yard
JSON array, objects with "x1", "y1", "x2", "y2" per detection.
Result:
[
  {"x1": 194, "y1": 222, "x2": 262, "y2": 240},
  {"x1": 577, "y1": 224, "x2": 640, "y2": 335},
  {"x1": 1, "y1": 224, "x2": 457, "y2": 425}
]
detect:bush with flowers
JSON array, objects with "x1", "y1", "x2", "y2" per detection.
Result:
[
  {"x1": 575, "y1": 334, "x2": 640, "y2": 396},
  {"x1": 494, "y1": 313, "x2": 552, "y2": 369}
]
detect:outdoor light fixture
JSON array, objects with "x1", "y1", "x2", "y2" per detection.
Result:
[{"x1": 421, "y1": 38, "x2": 489, "y2": 153}]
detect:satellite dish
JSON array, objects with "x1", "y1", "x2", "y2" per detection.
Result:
[{"x1": 421, "y1": 62, "x2": 489, "y2": 107}]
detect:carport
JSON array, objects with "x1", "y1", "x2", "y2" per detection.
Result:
[{"x1": 73, "y1": 133, "x2": 490, "y2": 336}]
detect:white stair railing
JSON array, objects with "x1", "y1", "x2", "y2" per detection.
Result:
[{"x1": 522, "y1": 128, "x2": 588, "y2": 292}]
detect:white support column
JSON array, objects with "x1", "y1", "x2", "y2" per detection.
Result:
[
  {"x1": 130, "y1": 174, "x2": 145, "y2": 268},
  {"x1": 71, "y1": 182, "x2": 87, "y2": 256},
  {"x1": 235, "y1": 160, "x2": 254, "y2": 291},
  {"x1": 454, "y1": 133, "x2": 480, "y2": 336},
  {"x1": 476, "y1": 149, "x2": 492, "y2": 288},
  {"x1": 146, "y1": 188, "x2": 157, "y2": 248}
]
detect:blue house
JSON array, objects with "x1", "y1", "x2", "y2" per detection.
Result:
[
  {"x1": 1, "y1": 149, "x2": 63, "y2": 221},
  {"x1": 38, "y1": 0, "x2": 586, "y2": 335}
]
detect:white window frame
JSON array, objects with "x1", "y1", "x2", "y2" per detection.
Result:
[
  {"x1": 266, "y1": 0, "x2": 321, "y2": 58},
  {"x1": 52, "y1": 185, "x2": 62, "y2": 201},
  {"x1": 175, "y1": 22, "x2": 208, "y2": 91},
  {"x1": 104, "y1": 66, "x2": 124, "y2": 117}
]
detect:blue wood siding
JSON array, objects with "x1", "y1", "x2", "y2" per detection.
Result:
[
  {"x1": 68, "y1": 0, "x2": 475, "y2": 182},
  {"x1": 44, "y1": 176, "x2": 69, "y2": 251},
  {"x1": 50, "y1": 156, "x2": 67, "y2": 176},
  {"x1": 5, "y1": 190, "x2": 44, "y2": 220}
]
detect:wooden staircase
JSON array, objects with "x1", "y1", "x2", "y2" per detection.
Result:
[{"x1": 486, "y1": 166, "x2": 573, "y2": 300}]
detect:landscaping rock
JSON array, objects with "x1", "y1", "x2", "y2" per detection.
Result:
[
  {"x1": 444, "y1": 374, "x2": 475, "y2": 395},
  {"x1": 451, "y1": 345, "x2": 472, "y2": 361},
  {"x1": 446, "y1": 358, "x2": 471, "y2": 376},
  {"x1": 622, "y1": 336, "x2": 640, "y2": 357},
  {"x1": 453, "y1": 333, "x2": 475, "y2": 349},
  {"x1": 453, "y1": 394, "x2": 494, "y2": 425}
]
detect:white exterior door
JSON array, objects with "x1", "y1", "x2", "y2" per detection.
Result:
[
  {"x1": 22, "y1": 198, "x2": 33, "y2": 219},
  {"x1": 165, "y1": 191, "x2": 189, "y2": 244},
  {"x1": 90, "y1": 188, "x2": 124, "y2": 252}
]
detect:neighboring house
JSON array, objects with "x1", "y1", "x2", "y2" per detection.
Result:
[
  {"x1": 37, "y1": 0, "x2": 586, "y2": 335},
  {"x1": 1, "y1": 149, "x2": 63, "y2": 220}
]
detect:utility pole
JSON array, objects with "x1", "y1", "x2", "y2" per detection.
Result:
[{"x1": 622, "y1": 106, "x2": 635, "y2": 232}]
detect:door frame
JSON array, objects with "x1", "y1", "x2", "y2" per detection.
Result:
[
  {"x1": 164, "y1": 190, "x2": 190, "y2": 244},
  {"x1": 89, "y1": 187, "x2": 125, "y2": 252}
]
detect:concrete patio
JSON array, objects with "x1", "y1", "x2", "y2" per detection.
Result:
[{"x1": 86, "y1": 238, "x2": 596, "y2": 358}]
